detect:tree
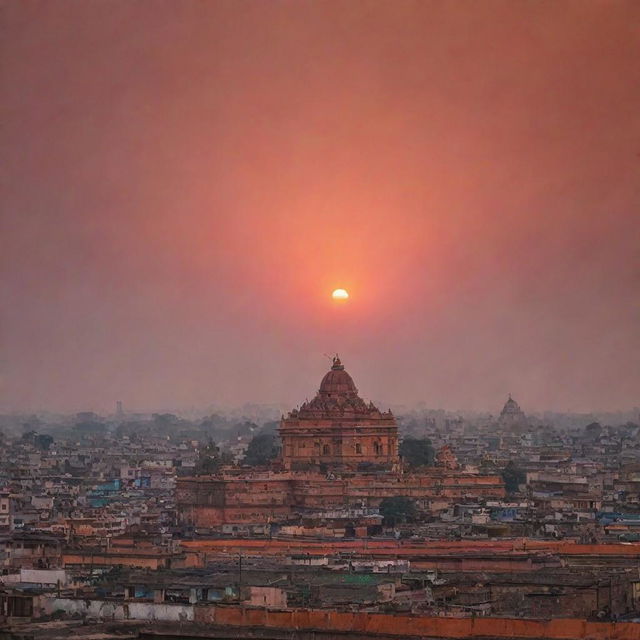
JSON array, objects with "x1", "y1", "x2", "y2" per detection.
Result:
[
  {"x1": 21, "y1": 431, "x2": 53, "y2": 450},
  {"x1": 194, "y1": 440, "x2": 231, "y2": 475},
  {"x1": 34, "y1": 434, "x2": 54, "y2": 451},
  {"x1": 584, "y1": 422, "x2": 602, "y2": 441},
  {"x1": 21, "y1": 430, "x2": 37, "y2": 444},
  {"x1": 379, "y1": 496, "x2": 417, "y2": 526},
  {"x1": 399, "y1": 437, "x2": 434, "y2": 468},
  {"x1": 243, "y1": 433, "x2": 279, "y2": 467},
  {"x1": 502, "y1": 460, "x2": 526, "y2": 494}
]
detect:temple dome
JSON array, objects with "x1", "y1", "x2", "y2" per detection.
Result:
[
  {"x1": 287, "y1": 356, "x2": 391, "y2": 420},
  {"x1": 319, "y1": 356, "x2": 358, "y2": 396},
  {"x1": 501, "y1": 394, "x2": 522, "y2": 415},
  {"x1": 498, "y1": 393, "x2": 528, "y2": 429},
  {"x1": 279, "y1": 355, "x2": 399, "y2": 471}
]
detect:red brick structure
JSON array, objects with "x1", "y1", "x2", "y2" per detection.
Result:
[
  {"x1": 193, "y1": 604, "x2": 640, "y2": 640},
  {"x1": 280, "y1": 356, "x2": 398, "y2": 471},
  {"x1": 435, "y1": 445, "x2": 459, "y2": 470},
  {"x1": 176, "y1": 358, "x2": 505, "y2": 527}
]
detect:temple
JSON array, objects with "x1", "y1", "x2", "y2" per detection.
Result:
[
  {"x1": 279, "y1": 356, "x2": 398, "y2": 471},
  {"x1": 177, "y1": 358, "x2": 505, "y2": 529},
  {"x1": 498, "y1": 393, "x2": 528, "y2": 430}
]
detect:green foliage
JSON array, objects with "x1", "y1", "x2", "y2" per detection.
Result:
[
  {"x1": 379, "y1": 496, "x2": 417, "y2": 525},
  {"x1": 502, "y1": 460, "x2": 526, "y2": 494},
  {"x1": 21, "y1": 431, "x2": 53, "y2": 450},
  {"x1": 243, "y1": 433, "x2": 279, "y2": 467},
  {"x1": 236, "y1": 421, "x2": 259, "y2": 437},
  {"x1": 195, "y1": 440, "x2": 231, "y2": 475},
  {"x1": 260, "y1": 420, "x2": 279, "y2": 435},
  {"x1": 399, "y1": 437, "x2": 434, "y2": 468},
  {"x1": 584, "y1": 422, "x2": 602, "y2": 440},
  {"x1": 34, "y1": 433, "x2": 54, "y2": 451}
]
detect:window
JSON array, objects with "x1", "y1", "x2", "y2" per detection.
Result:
[
  {"x1": 322, "y1": 444, "x2": 330, "y2": 456},
  {"x1": 355, "y1": 444, "x2": 362, "y2": 454}
]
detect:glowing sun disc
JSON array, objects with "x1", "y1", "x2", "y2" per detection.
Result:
[{"x1": 332, "y1": 288, "x2": 349, "y2": 300}]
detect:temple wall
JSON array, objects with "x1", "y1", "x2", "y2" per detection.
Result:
[
  {"x1": 280, "y1": 418, "x2": 399, "y2": 470},
  {"x1": 176, "y1": 469, "x2": 505, "y2": 525}
]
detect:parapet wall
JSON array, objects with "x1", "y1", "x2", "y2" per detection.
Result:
[
  {"x1": 37, "y1": 596, "x2": 640, "y2": 639},
  {"x1": 180, "y1": 537, "x2": 640, "y2": 557},
  {"x1": 196, "y1": 605, "x2": 639, "y2": 640},
  {"x1": 176, "y1": 469, "x2": 505, "y2": 525}
]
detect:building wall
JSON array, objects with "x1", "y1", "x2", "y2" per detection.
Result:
[
  {"x1": 38, "y1": 596, "x2": 193, "y2": 622},
  {"x1": 280, "y1": 419, "x2": 399, "y2": 470},
  {"x1": 62, "y1": 552, "x2": 167, "y2": 569},
  {"x1": 33, "y1": 597, "x2": 640, "y2": 638},
  {"x1": 245, "y1": 586, "x2": 288, "y2": 608},
  {"x1": 194, "y1": 604, "x2": 640, "y2": 640},
  {"x1": 176, "y1": 469, "x2": 505, "y2": 526}
]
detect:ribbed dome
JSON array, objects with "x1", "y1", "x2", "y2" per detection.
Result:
[{"x1": 318, "y1": 357, "x2": 358, "y2": 396}]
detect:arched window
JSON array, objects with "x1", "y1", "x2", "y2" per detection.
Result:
[
  {"x1": 374, "y1": 442, "x2": 381, "y2": 455},
  {"x1": 322, "y1": 444, "x2": 331, "y2": 456},
  {"x1": 355, "y1": 443, "x2": 362, "y2": 454}
]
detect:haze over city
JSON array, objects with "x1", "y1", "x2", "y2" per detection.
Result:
[{"x1": 2, "y1": 0, "x2": 639, "y2": 414}]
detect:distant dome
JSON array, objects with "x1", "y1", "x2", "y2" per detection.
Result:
[
  {"x1": 501, "y1": 394, "x2": 522, "y2": 415},
  {"x1": 498, "y1": 393, "x2": 528, "y2": 429},
  {"x1": 318, "y1": 356, "x2": 358, "y2": 397}
]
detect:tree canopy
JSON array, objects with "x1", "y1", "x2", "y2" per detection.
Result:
[
  {"x1": 502, "y1": 460, "x2": 526, "y2": 494},
  {"x1": 194, "y1": 440, "x2": 231, "y2": 475},
  {"x1": 21, "y1": 431, "x2": 54, "y2": 451},
  {"x1": 379, "y1": 496, "x2": 417, "y2": 525},
  {"x1": 399, "y1": 437, "x2": 434, "y2": 468},
  {"x1": 243, "y1": 433, "x2": 280, "y2": 467}
]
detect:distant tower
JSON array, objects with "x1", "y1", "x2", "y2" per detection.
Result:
[
  {"x1": 435, "y1": 445, "x2": 459, "y2": 470},
  {"x1": 116, "y1": 401, "x2": 124, "y2": 418},
  {"x1": 497, "y1": 394, "x2": 528, "y2": 430}
]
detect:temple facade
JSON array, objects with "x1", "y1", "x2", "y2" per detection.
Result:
[{"x1": 279, "y1": 357, "x2": 398, "y2": 471}]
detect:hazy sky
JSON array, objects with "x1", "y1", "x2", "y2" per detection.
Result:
[{"x1": 2, "y1": 0, "x2": 639, "y2": 414}]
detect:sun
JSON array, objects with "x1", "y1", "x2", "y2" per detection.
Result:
[{"x1": 331, "y1": 288, "x2": 349, "y2": 301}]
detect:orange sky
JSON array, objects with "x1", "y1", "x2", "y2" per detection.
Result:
[{"x1": 1, "y1": 0, "x2": 639, "y2": 413}]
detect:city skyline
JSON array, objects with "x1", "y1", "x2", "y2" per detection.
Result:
[{"x1": 2, "y1": 1, "x2": 639, "y2": 413}]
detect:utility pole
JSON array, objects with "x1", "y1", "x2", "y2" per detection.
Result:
[{"x1": 609, "y1": 577, "x2": 613, "y2": 618}]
